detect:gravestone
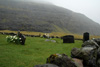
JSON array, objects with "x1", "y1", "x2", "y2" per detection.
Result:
[
  {"x1": 83, "y1": 32, "x2": 89, "y2": 42},
  {"x1": 63, "y1": 35, "x2": 74, "y2": 43},
  {"x1": 17, "y1": 32, "x2": 26, "y2": 45}
]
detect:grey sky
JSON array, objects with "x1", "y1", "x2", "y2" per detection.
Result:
[
  {"x1": 42, "y1": 0, "x2": 100, "y2": 24},
  {"x1": 27, "y1": 0, "x2": 100, "y2": 24}
]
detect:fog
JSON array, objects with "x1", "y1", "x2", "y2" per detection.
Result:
[
  {"x1": 18, "y1": 0, "x2": 100, "y2": 24},
  {"x1": 42, "y1": 0, "x2": 100, "y2": 24}
]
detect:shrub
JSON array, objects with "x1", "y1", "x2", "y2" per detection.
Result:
[{"x1": 6, "y1": 35, "x2": 21, "y2": 44}]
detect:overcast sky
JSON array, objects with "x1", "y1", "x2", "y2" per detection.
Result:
[{"x1": 32, "y1": 0, "x2": 100, "y2": 24}]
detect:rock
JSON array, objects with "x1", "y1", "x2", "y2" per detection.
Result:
[
  {"x1": 46, "y1": 54, "x2": 77, "y2": 67},
  {"x1": 72, "y1": 58, "x2": 83, "y2": 67},
  {"x1": 34, "y1": 64, "x2": 59, "y2": 67},
  {"x1": 45, "y1": 39, "x2": 56, "y2": 43},
  {"x1": 97, "y1": 47, "x2": 100, "y2": 67},
  {"x1": 51, "y1": 40, "x2": 56, "y2": 43},
  {"x1": 92, "y1": 38, "x2": 100, "y2": 46},
  {"x1": 71, "y1": 48, "x2": 81, "y2": 59},
  {"x1": 97, "y1": 47, "x2": 100, "y2": 59},
  {"x1": 82, "y1": 40, "x2": 99, "y2": 49},
  {"x1": 45, "y1": 39, "x2": 50, "y2": 42},
  {"x1": 97, "y1": 59, "x2": 100, "y2": 67},
  {"x1": 71, "y1": 47, "x2": 97, "y2": 67}
]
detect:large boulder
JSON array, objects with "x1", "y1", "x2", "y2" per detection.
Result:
[
  {"x1": 71, "y1": 47, "x2": 97, "y2": 67},
  {"x1": 92, "y1": 38, "x2": 100, "y2": 46},
  {"x1": 97, "y1": 47, "x2": 100, "y2": 59},
  {"x1": 72, "y1": 58, "x2": 83, "y2": 67},
  {"x1": 46, "y1": 54, "x2": 77, "y2": 67},
  {"x1": 71, "y1": 48, "x2": 81, "y2": 59},
  {"x1": 97, "y1": 47, "x2": 100, "y2": 67},
  {"x1": 82, "y1": 40, "x2": 99, "y2": 49},
  {"x1": 97, "y1": 59, "x2": 100, "y2": 67}
]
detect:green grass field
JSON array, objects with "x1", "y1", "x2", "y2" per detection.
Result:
[{"x1": 0, "y1": 34, "x2": 82, "y2": 67}]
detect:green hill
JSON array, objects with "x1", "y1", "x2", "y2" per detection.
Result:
[{"x1": 0, "y1": 0, "x2": 100, "y2": 35}]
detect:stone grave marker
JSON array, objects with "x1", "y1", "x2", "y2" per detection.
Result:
[
  {"x1": 17, "y1": 32, "x2": 26, "y2": 45},
  {"x1": 83, "y1": 32, "x2": 89, "y2": 42},
  {"x1": 63, "y1": 35, "x2": 74, "y2": 43}
]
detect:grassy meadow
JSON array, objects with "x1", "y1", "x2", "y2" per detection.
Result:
[{"x1": 0, "y1": 34, "x2": 82, "y2": 67}]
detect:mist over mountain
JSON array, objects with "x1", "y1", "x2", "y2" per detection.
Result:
[{"x1": 0, "y1": 0, "x2": 100, "y2": 35}]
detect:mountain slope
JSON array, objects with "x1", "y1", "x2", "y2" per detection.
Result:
[{"x1": 0, "y1": 0, "x2": 100, "y2": 35}]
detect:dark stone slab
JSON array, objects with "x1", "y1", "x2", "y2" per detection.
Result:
[
  {"x1": 83, "y1": 32, "x2": 89, "y2": 42},
  {"x1": 17, "y1": 32, "x2": 26, "y2": 45},
  {"x1": 63, "y1": 35, "x2": 74, "y2": 43}
]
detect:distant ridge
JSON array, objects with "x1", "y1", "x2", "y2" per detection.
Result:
[{"x1": 0, "y1": 0, "x2": 100, "y2": 35}]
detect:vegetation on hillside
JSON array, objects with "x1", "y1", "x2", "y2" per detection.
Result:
[{"x1": 0, "y1": 0, "x2": 100, "y2": 35}]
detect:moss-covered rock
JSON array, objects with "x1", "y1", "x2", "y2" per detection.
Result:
[{"x1": 46, "y1": 54, "x2": 77, "y2": 67}]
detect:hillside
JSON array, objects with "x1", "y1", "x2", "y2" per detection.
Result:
[{"x1": 0, "y1": 0, "x2": 100, "y2": 35}]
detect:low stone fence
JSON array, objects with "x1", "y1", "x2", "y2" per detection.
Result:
[{"x1": 34, "y1": 38, "x2": 100, "y2": 67}]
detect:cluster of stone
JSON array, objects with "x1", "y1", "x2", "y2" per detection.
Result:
[
  {"x1": 0, "y1": 32, "x2": 16, "y2": 35},
  {"x1": 34, "y1": 38, "x2": 100, "y2": 67},
  {"x1": 46, "y1": 54, "x2": 77, "y2": 67},
  {"x1": 71, "y1": 38, "x2": 100, "y2": 67},
  {"x1": 34, "y1": 32, "x2": 100, "y2": 67},
  {"x1": 34, "y1": 54, "x2": 79, "y2": 67}
]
